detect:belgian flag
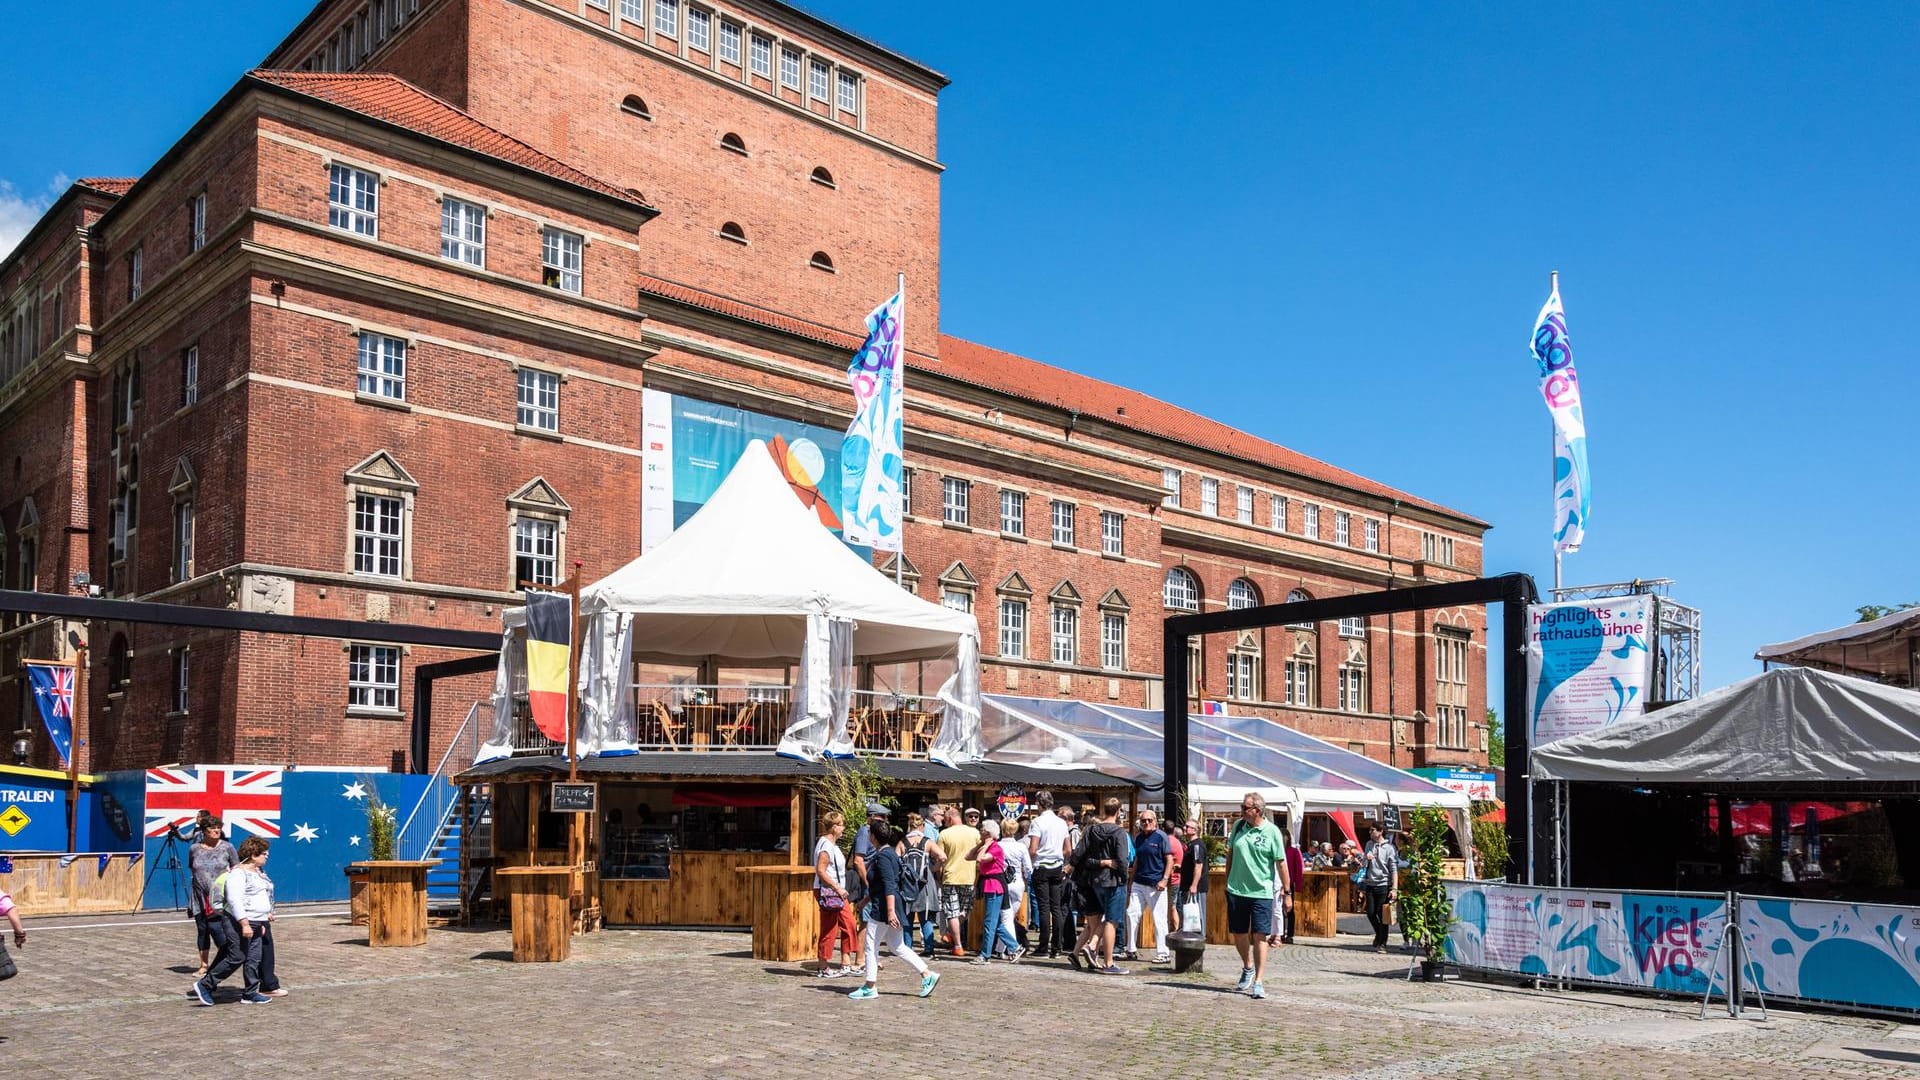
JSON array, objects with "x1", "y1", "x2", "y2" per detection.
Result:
[{"x1": 524, "y1": 589, "x2": 573, "y2": 744}]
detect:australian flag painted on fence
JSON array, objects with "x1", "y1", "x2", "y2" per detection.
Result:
[
  {"x1": 1532, "y1": 278, "x2": 1590, "y2": 552},
  {"x1": 25, "y1": 662, "x2": 76, "y2": 767},
  {"x1": 840, "y1": 289, "x2": 905, "y2": 552}
]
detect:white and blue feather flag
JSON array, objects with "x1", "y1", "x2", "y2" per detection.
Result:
[{"x1": 1532, "y1": 277, "x2": 1590, "y2": 552}]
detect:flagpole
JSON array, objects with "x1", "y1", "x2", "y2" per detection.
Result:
[
  {"x1": 68, "y1": 643, "x2": 84, "y2": 853},
  {"x1": 894, "y1": 270, "x2": 905, "y2": 589},
  {"x1": 1549, "y1": 269, "x2": 1563, "y2": 596}
]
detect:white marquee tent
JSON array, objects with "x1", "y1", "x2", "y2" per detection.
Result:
[{"x1": 478, "y1": 442, "x2": 983, "y2": 763}]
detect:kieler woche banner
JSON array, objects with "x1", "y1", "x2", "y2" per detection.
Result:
[{"x1": 1526, "y1": 597, "x2": 1654, "y2": 745}]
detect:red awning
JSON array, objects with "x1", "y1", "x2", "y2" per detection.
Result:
[{"x1": 670, "y1": 785, "x2": 790, "y2": 808}]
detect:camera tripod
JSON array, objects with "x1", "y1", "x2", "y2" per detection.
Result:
[{"x1": 141, "y1": 824, "x2": 191, "y2": 911}]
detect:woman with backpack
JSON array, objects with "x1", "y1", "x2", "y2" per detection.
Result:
[
  {"x1": 1065, "y1": 797, "x2": 1130, "y2": 975},
  {"x1": 901, "y1": 813, "x2": 940, "y2": 955},
  {"x1": 846, "y1": 825, "x2": 940, "y2": 1001},
  {"x1": 812, "y1": 811, "x2": 861, "y2": 977}
]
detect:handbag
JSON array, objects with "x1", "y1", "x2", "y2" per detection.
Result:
[
  {"x1": 818, "y1": 889, "x2": 846, "y2": 910},
  {"x1": 1350, "y1": 868, "x2": 1367, "y2": 886},
  {"x1": 0, "y1": 941, "x2": 16, "y2": 981}
]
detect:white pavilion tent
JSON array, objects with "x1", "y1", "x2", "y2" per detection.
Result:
[{"x1": 478, "y1": 441, "x2": 983, "y2": 764}]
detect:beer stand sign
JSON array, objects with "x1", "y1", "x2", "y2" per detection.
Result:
[{"x1": 995, "y1": 785, "x2": 1026, "y2": 820}]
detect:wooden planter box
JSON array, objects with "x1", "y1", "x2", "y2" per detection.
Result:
[
  {"x1": 345, "y1": 863, "x2": 371, "y2": 926},
  {"x1": 361, "y1": 860, "x2": 436, "y2": 947}
]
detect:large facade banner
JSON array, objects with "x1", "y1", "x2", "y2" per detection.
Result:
[
  {"x1": 641, "y1": 389, "x2": 858, "y2": 554},
  {"x1": 1445, "y1": 882, "x2": 1726, "y2": 994},
  {"x1": 1525, "y1": 597, "x2": 1654, "y2": 745},
  {"x1": 1742, "y1": 897, "x2": 1920, "y2": 1012}
]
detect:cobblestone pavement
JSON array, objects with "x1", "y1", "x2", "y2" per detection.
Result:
[{"x1": 3, "y1": 906, "x2": 1918, "y2": 1079}]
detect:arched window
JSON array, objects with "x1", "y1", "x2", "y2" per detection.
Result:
[
  {"x1": 720, "y1": 132, "x2": 748, "y2": 155},
  {"x1": 620, "y1": 94, "x2": 652, "y2": 120},
  {"x1": 810, "y1": 166, "x2": 836, "y2": 187},
  {"x1": 1163, "y1": 567, "x2": 1199, "y2": 612},
  {"x1": 1226, "y1": 578, "x2": 1259, "y2": 610},
  {"x1": 718, "y1": 221, "x2": 747, "y2": 244},
  {"x1": 808, "y1": 251, "x2": 835, "y2": 272},
  {"x1": 1284, "y1": 587, "x2": 1315, "y2": 630}
]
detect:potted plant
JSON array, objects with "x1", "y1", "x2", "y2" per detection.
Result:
[{"x1": 1398, "y1": 806, "x2": 1456, "y2": 981}]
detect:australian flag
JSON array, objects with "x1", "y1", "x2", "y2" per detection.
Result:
[{"x1": 26, "y1": 662, "x2": 75, "y2": 766}]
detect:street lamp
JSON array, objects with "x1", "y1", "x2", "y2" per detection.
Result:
[{"x1": 10, "y1": 728, "x2": 31, "y2": 766}]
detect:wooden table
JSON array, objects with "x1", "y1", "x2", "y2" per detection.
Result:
[
  {"x1": 361, "y1": 860, "x2": 436, "y2": 947},
  {"x1": 1296, "y1": 870, "x2": 1344, "y2": 938},
  {"x1": 496, "y1": 865, "x2": 576, "y2": 962},
  {"x1": 738, "y1": 865, "x2": 819, "y2": 961}
]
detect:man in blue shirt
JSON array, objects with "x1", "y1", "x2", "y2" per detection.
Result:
[{"x1": 1124, "y1": 808, "x2": 1174, "y2": 963}]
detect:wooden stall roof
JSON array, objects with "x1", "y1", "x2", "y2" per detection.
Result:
[{"x1": 454, "y1": 752, "x2": 1136, "y2": 792}]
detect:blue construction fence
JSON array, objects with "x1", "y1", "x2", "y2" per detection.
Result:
[
  {"x1": 0, "y1": 764, "x2": 449, "y2": 908},
  {"x1": 1444, "y1": 880, "x2": 1920, "y2": 1019}
]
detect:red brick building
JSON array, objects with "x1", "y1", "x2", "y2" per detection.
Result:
[{"x1": 0, "y1": 0, "x2": 1489, "y2": 777}]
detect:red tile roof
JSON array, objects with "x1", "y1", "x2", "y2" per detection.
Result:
[
  {"x1": 633, "y1": 273, "x2": 1482, "y2": 525},
  {"x1": 75, "y1": 177, "x2": 139, "y2": 196},
  {"x1": 246, "y1": 71, "x2": 652, "y2": 210}
]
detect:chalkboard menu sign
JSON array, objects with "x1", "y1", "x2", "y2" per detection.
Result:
[{"x1": 551, "y1": 782, "x2": 597, "y2": 813}]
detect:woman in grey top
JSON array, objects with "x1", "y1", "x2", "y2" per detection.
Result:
[{"x1": 188, "y1": 816, "x2": 238, "y2": 976}]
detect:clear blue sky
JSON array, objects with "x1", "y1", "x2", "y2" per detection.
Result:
[{"x1": 4, "y1": 3, "x2": 1916, "y2": 717}]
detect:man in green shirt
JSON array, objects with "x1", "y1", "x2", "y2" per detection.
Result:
[{"x1": 1223, "y1": 792, "x2": 1288, "y2": 999}]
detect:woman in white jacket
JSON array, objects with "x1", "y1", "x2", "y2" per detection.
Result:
[{"x1": 193, "y1": 836, "x2": 282, "y2": 1005}]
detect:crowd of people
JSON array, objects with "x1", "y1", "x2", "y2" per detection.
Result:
[{"x1": 808, "y1": 789, "x2": 1403, "y2": 1001}]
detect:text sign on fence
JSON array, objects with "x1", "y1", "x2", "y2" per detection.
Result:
[
  {"x1": 551, "y1": 782, "x2": 597, "y2": 813},
  {"x1": 1444, "y1": 882, "x2": 1728, "y2": 994}
]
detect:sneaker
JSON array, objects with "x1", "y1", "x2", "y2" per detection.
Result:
[
  {"x1": 191, "y1": 982, "x2": 214, "y2": 1007},
  {"x1": 240, "y1": 992, "x2": 274, "y2": 1005},
  {"x1": 1124, "y1": 949, "x2": 1141, "y2": 961},
  {"x1": 1234, "y1": 967, "x2": 1255, "y2": 992},
  {"x1": 847, "y1": 986, "x2": 879, "y2": 1001},
  {"x1": 1152, "y1": 953, "x2": 1172, "y2": 964},
  {"x1": 816, "y1": 966, "x2": 845, "y2": 978},
  {"x1": 264, "y1": 988, "x2": 289, "y2": 997},
  {"x1": 918, "y1": 971, "x2": 941, "y2": 998},
  {"x1": 969, "y1": 954, "x2": 989, "y2": 965},
  {"x1": 1373, "y1": 945, "x2": 1388, "y2": 954},
  {"x1": 1099, "y1": 964, "x2": 1128, "y2": 975},
  {"x1": 1066, "y1": 949, "x2": 1084, "y2": 972},
  {"x1": 1250, "y1": 981, "x2": 1267, "y2": 1000}
]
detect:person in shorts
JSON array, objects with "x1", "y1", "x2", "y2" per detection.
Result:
[
  {"x1": 937, "y1": 806, "x2": 981, "y2": 956},
  {"x1": 1224, "y1": 792, "x2": 1286, "y2": 999}
]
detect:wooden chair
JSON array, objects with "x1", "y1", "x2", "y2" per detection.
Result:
[
  {"x1": 714, "y1": 702, "x2": 756, "y2": 748},
  {"x1": 650, "y1": 702, "x2": 686, "y2": 750},
  {"x1": 907, "y1": 711, "x2": 939, "y2": 754}
]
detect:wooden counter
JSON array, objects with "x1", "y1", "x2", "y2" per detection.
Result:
[
  {"x1": 496, "y1": 865, "x2": 576, "y2": 962},
  {"x1": 0, "y1": 853, "x2": 145, "y2": 916},
  {"x1": 738, "y1": 865, "x2": 820, "y2": 962},
  {"x1": 362, "y1": 860, "x2": 436, "y2": 947},
  {"x1": 600, "y1": 850, "x2": 791, "y2": 927},
  {"x1": 1296, "y1": 870, "x2": 1343, "y2": 938}
]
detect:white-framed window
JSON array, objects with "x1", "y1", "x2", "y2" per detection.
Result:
[
  {"x1": 1303, "y1": 504, "x2": 1321, "y2": 539},
  {"x1": 1100, "y1": 511, "x2": 1123, "y2": 556},
  {"x1": 352, "y1": 493, "x2": 404, "y2": 577},
  {"x1": 516, "y1": 368, "x2": 560, "y2": 431},
  {"x1": 1339, "y1": 616, "x2": 1365, "y2": 639},
  {"x1": 588, "y1": 0, "x2": 608, "y2": 9},
  {"x1": 1436, "y1": 632, "x2": 1470, "y2": 688},
  {"x1": 1200, "y1": 478, "x2": 1219, "y2": 517},
  {"x1": 1163, "y1": 567, "x2": 1199, "y2": 612},
  {"x1": 1100, "y1": 612, "x2": 1126, "y2": 671},
  {"x1": 541, "y1": 228, "x2": 583, "y2": 293},
  {"x1": 1227, "y1": 578, "x2": 1258, "y2": 610},
  {"x1": 1335, "y1": 510, "x2": 1351, "y2": 546},
  {"x1": 172, "y1": 498, "x2": 194, "y2": 582},
  {"x1": 170, "y1": 647, "x2": 191, "y2": 714},
  {"x1": 1236, "y1": 485, "x2": 1254, "y2": 523},
  {"x1": 653, "y1": 0, "x2": 676, "y2": 36},
  {"x1": 999, "y1": 489, "x2": 1024, "y2": 535},
  {"x1": 941, "y1": 477, "x2": 969, "y2": 526},
  {"x1": 901, "y1": 468, "x2": 913, "y2": 515},
  {"x1": 717, "y1": 19, "x2": 740, "y2": 64},
  {"x1": 1284, "y1": 588, "x2": 1315, "y2": 630},
  {"x1": 348, "y1": 643, "x2": 401, "y2": 711},
  {"x1": 686, "y1": 6, "x2": 709, "y2": 50},
  {"x1": 1227, "y1": 646, "x2": 1261, "y2": 702},
  {"x1": 441, "y1": 197, "x2": 486, "y2": 267},
  {"x1": 190, "y1": 191, "x2": 207, "y2": 252},
  {"x1": 1161, "y1": 467, "x2": 1181, "y2": 508},
  {"x1": 998, "y1": 597, "x2": 1027, "y2": 659},
  {"x1": 1271, "y1": 494, "x2": 1288, "y2": 532},
  {"x1": 1050, "y1": 604, "x2": 1078, "y2": 665},
  {"x1": 836, "y1": 69, "x2": 858, "y2": 113},
  {"x1": 1365, "y1": 518, "x2": 1380, "y2": 552},
  {"x1": 619, "y1": 0, "x2": 643, "y2": 23},
  {"x1": 808, "y1": 57, "x2": 830, "y2": 100},
  {"x1": 749, "y1": 32, "x2": 772, "y2": 76},
  {"x1": 180, "y1": 345, "x2": 199, "y2": 407},
  {"x1": 356, "y1": 332, "x2": 406, "y2": 401},
  {"x1": 1339, "y1": 664, "x2": 1368, "y2": 713},
  {"x1": 779, "y1": 46, "x2": 802, "y2": 89},
  {"x1": 129, "y1": 247, "x2": 143, "y2": 301},
  {"x1": 1049, "y1": 500, "x2": 1075, "y2": 546},
  {"x1": 941, "y1": 588, "x2": 972, "y2": 614},
  {"x1": 1423, "y1": 532, "x2": 1457, "y2": 564},
  {"x1": 1284, "y1": 651, "x2": 1316, "y2": 707},
  {"x1": 513, "y1": 516, "x2": 558, "y2": 586},
  {"x1": 328, "y1": 163, "x2": 379, "y2": 236}
]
